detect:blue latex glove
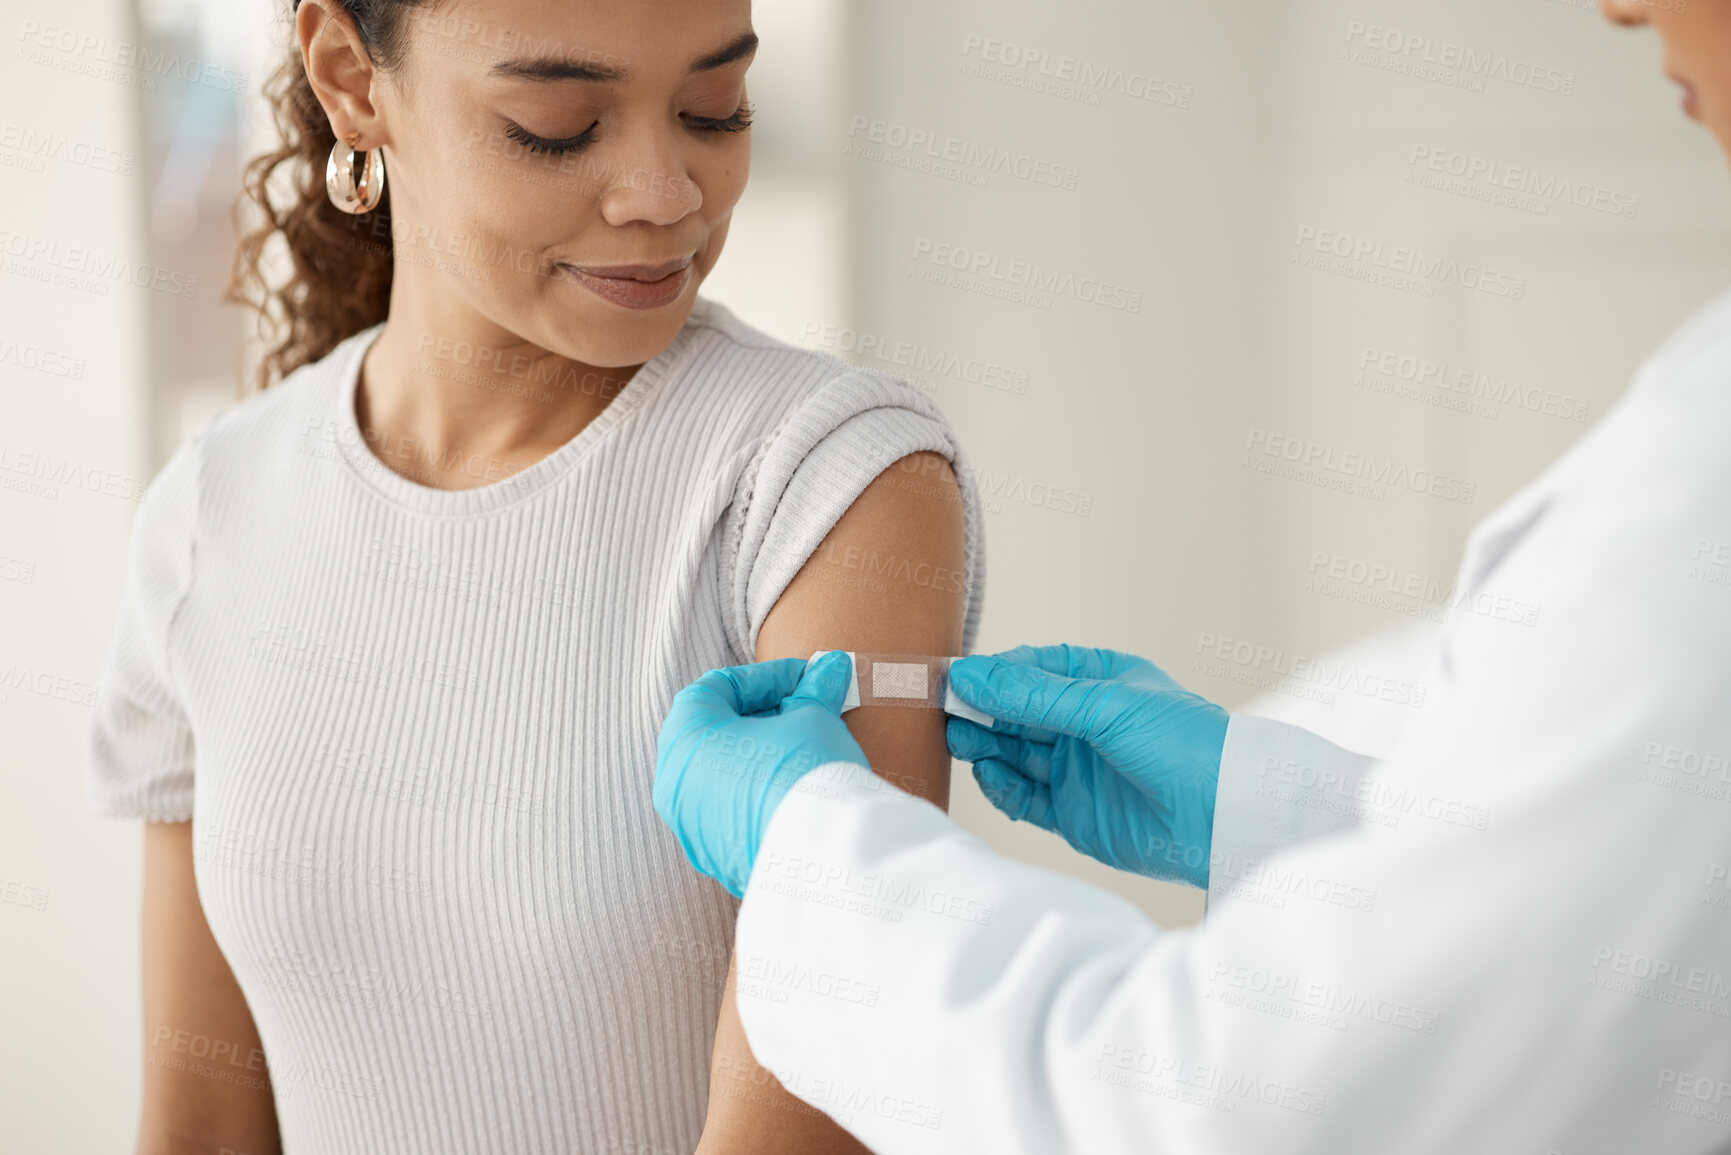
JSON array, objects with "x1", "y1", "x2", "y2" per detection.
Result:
[
  {"x1": 946, "y1": 645, "x2": 1228, "y2": 889},
  {"x1": 654, "y1": 650, "x2": 867, "y2": 898}
]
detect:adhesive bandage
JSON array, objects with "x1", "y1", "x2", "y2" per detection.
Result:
[{"x1": 807, "y1": 651, "x2": 994, "y2": 726}]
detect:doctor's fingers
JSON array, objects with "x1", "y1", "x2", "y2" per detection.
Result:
[
  {"x1": 780, "y1": 650, "x2": 854, "y2": 716},
  {"x1": 946, "y1": 717, "x2": 1054, "y2": 784},
  {"x1": 987, "y1": 643, "x2": 1159, "y2": 684},
  {"x1": 686, "y1": 658, "x2": 810, "y2": 719},
  {"x1": 949, "y1": 656, "x2": 1123, "y2": 743},
  {"x1": 952, "y1": 713, "x2": 1060, "y2": 745},
  {"x1": 972, "y1": 759, "x2": 1056, "y2": 831}
]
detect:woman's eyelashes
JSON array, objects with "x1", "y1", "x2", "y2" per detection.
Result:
[
  {"x1": 501, "y1": 103, "x2": 753, "y2": 156},
  {"x1": 504, "y1": 120, "x2": 600, "y2": 156},
  {"x1": 686, "y1": 103, "x2": 754, "y2": 134}
]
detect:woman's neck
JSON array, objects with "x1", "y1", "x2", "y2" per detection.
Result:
[{"x1": 355, "y1": 285, "x2": 642, "y2": 492}]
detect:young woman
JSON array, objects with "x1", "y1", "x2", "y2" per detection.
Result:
[{"x1": 88, "y1": 1, "x2": 984, "y2": 1152}]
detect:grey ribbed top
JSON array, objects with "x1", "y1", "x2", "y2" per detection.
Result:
[{"x1": 86, "y1": 298, "x2": 985, "y2": 1154}]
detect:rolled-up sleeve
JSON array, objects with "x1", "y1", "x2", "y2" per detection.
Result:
[{"x1": 720, "y1": 368, "x2": 987, "y2": 662}]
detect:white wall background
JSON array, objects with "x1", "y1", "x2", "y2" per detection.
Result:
[
  {"x1": 3, "y1": 0, "x2": 1729, "y2": 1147},
  {"x1": 3, "y1": 0, "x2": 156, "y2": 1150},
  {"x1": 837, "y1": 0, "x2": 1731, "y2": 928}
]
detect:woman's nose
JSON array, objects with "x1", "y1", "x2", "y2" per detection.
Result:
[
  {"x1": 1600, "y1": 0, "x2": 1651, "y2": 27},
  {"x1": 597, "y1": 136, "x2": 704, "y2": 228}
]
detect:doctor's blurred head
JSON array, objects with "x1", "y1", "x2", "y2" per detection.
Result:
[{"x1": 1603, "y1": 0, "x2": 1731, "y2": 158}]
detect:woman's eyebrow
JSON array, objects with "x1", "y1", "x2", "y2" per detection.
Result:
[
  {"x1": 690, "y1": 31, "x2": 758, "y2": 73},
  {"x1": 490, "y1": 55, "x2": 628, "y2": 83},
  {"x1": 487, "y1": 31, "x2": 758, "y2": 84}
]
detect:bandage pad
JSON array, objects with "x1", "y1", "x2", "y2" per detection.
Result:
[
  {"x1": 857, "y1": 654, "x2": 948, "y2": 709},
  {"x1": 808, "y1": 651, "x2": 995, "y2": 726}
]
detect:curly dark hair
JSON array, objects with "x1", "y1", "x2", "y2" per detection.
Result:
[{"x1": 226, "y1": 1, "x2": 432, "y2": 392}]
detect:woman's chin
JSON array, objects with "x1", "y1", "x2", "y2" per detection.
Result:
[{"x1": 549, "y1": 300, "x2": 697, "y2": 370}]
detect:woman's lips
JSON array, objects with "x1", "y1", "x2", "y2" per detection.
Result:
[{"x1": 559, "y1": 256, "x2": 694, "y2": 310}]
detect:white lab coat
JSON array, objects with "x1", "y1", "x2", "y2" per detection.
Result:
[{"x1": 732, "y1": 289, "x2": 1731, "y2": 1154}]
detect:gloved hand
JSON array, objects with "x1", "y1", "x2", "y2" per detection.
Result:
[
  {"x1": 946, "y1": 645, "x2": 1228, "y2": 889},
  {"x1": 654, "y1": 650, "x2": 867, "y2": 898}
]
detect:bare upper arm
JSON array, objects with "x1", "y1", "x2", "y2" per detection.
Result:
[
  {"x1": 699, "y1": 452, "x2": 970, "y2": 1155},
  {"x1": 138, "y1": 821, "x2": 280, "y2": 1155},
  {"x1": 755, "y1": 450, "x2": 969, "y2": 807}
]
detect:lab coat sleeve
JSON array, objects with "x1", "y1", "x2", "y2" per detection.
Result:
[
  {"x1": 736, "y1": 721, "x2": 1728, "y2": 1155},
  {"x1": 1206, "y1": 715, "x2": 1378, "y2": 912}
]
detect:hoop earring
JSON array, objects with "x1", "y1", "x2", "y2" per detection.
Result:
[{"x1": 326, "y1": 134, "x2": 386, "y2": 214}]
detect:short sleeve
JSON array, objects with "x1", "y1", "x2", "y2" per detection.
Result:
[
  {"x1": 86, "y1": 433, "x2": 203, "y2": 821},
  {"x1": 721, "y1": 369, "x2": 987, "y2": 662}
]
